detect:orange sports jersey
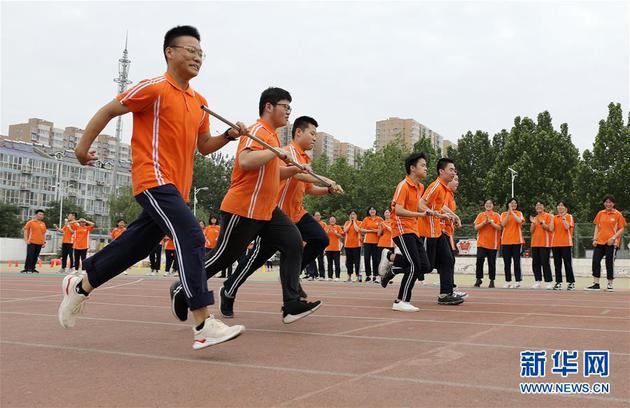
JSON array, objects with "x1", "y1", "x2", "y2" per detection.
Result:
[
  {"x1": 593, "y1": 209, "x2": 627, "y2": 246},
  {"x1": 221, "y1": 119, "x2": 281, "y2": 221},
  {"x1": 61, "y1": 225, "x2": 74, "y2": 244},
  {"x1": 361, "y1": 216, "x2": 384, "y2": 244},
  {"x1": 116, "y1": 73, "x2": 209, "y2": 202},
  {"x1": 377, "y1": 218, "x2": 394, "y2": 248},
  {"x1": 325, "y1": 224, "x2": 344, "y2": 251},
  {"x1": 530, "y1": 212, "x2": 553, "y2": 247},
  {"x1": 442, "y1": 190, "x2": 457, "y2": 237},
  {"x1": 24, "y1": 220, "x2": 47, "y2": 245},
  {"x1": 391, "y1": 176, "x2": 424, "y2": 238},
  {"x1": 319, "y1": 220, "x2": 327, "y2": 231},
  {"x1": 204, "y1": 225, "x2": 220, "y2": 249},
  {"x1": 474, "y1": 211, "x2": 501, "y2": 250},
  {"x1": 344, "y1": 220, "x2": 362, "y2": 248},
  {"x1": 164, "y1": 236, "x2": 176, "y2": 251},
  {"x1": 110, "y1": 227, "x2": 126, "y2": 240},
  {"x1": 71, "y1": 224, "x2": 94, "y2": 250},
  {"x1": 500, "y1": 211, "x2": 525, "y2": 245},
  {"x1": 276, "y1": 141, "x2": 312, "y2": 222},
  {"x1": 418, "y1": 178, "x2": 449, "y2": 238},
  {"x1": 551, "y1": 214, "x2": 574, "y2": 247}
]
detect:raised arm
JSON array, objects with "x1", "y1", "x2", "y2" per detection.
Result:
[{"x1": 76, "y1": 99, "x2": 129, "y2": 165}]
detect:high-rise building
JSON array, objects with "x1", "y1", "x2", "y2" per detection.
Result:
[
  {"x1": 276, "y1": 122, "x2": 293, "y2": 147},
  {"x1": 0, "y1": 137, "x2": 131, "y2": 226},
  {"x1": 375, "y1": 116, "x2": 453, "y2": 154},
  {"x1": 313, "y1": 132, "x2": 336, "y2": 161},
  {"x1": 8, "y1": 120, "x2": 131, "y2": 163},
  {"x1": 442, "y1": 139, "x2": 457, "y2": 156}
]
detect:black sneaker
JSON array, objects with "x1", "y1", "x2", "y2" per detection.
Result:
[
  {"x1": 553, "y1": 283, "x2": 562, "y2": 290},
  {"x1": 474, "y1": 279, "x2": 482, "y2": 287},
  {"x1": 32, "y1": 269, "x2": 40, "y2": 274},
  {"x1": 298, "y1": 284, "x2": 308, "y2": 300},
  {"x1": 488, "y1": 280, "x2": 495, "y2": 288},
  {"x1": 365, "y1": 276, "x2": 372, "y2": 282},
  {"x1": 282, "y1": 299, "x2": 322, "y2": 324},
  {"x1": 381, "y1": 270, "x2": 395, "y2": 288},
  {"x1": 19, "y1": 269, "x2": 28, "y2": 273},
  {"x1": 220, "y1": 287, "x2": 234, "y2": 318},
  {"x1": 170, "y1": 281, "x2": 189, "y2": 321},
  {"x1": 584, "y1": 283, "x2": 600, "y2": 291},
  {"x1": 567, "y1": 283, "x2": 575, "y2": 291},
  {"x1": 437, "y1": 294, "x2": 465, "y2": 305}
]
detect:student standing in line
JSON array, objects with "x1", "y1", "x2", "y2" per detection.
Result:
[
  {"x1": 21, "y1": 209, "x2": 47, "y2": 273},
  {"x1": 586, "y1": 195, "x2": 627, "y2": 292},
  {"x1": 163, "y1": 235, "x2": 179, "y2": 276},
  {"x1": 360, "y1": 206, "x2": 383, "y2": 282},
  {"x1": 325, "y1": 216, "x2": 344, "y2": 281},
  {"x1": 473, "y1": 199, "x2": 501, "y2": 288},
  {"x1": 500, "y1": 198, "x2": 525, "y2": 288},
  {"x1": 550, "y1": 200, "x2": 575, "y2": 290},
  {"x1": 529, "y1": 200, "x2": 553, "y2": 289},
  {"x1": 71, "y1": 218, "x2": 95, "y2": 272},
  {"x1": 312, "y1": 211, "x2": 328, "y2": 279},
  {"x1": 344, "y1": 210, "x2": 362, "y2": 282},
  {"x1": 147, "y1": 237, "x2": 165, "y2": 276},
  {"x1": 110, "y1": 219, "x2": 127, "y2": 241},
  {"x1": 53, "y1": 212, "x2": 77, "y2": 274}
]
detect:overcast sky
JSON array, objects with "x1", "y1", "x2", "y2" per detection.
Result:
[{"x1": 1, "y1": 1, "x2": 628, "y2": 156}]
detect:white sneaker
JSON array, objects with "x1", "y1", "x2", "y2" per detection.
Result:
[
  {"x1": 531, "y1": 281, "x2": 541, "y2": 289},
  {"x1": 378, "y1": 248, "x2": 392, "y2": 277},
  {"x1": 123, "y1": 271, "x2": 128, "y2": 275},
  {"x1": 193, "y1": 316, "x2": 245, "y2": 350},
  {"x1": 513, "y1": 282, "x2": 521, "y2": 288},
  {"x1": 453, "y1": 290, "x2": 469, "y2": 299},
  {"x1": 392, "y1": 301, "x2": 419, "y2": 312},
  {"x1": 334, "y1": 277, "x2": 339, "y2": 282},
  {"x1": 545, "y1": 283, "x2": 553, "y2": 290},
  {"x1": 503, "y1": 282, "x2": 512, "y2": 288},
  {"x1": 58, "y1": 274, "x2": 88, "y2": 329}
]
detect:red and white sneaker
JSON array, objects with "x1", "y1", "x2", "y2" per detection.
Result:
[
  {"x1": 193, "y1": 316, "x2": 245, "y2": 350},
  {"x1": 58, "y1": 274, "x2": 87, "y2": 328}
]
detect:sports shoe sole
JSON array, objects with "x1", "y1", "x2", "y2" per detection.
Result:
[
  {"x1": 193, "y1": 325, "x2": 245, "y2": 350},
  {"x1": 220, "y1": 287, "x2": 234, "y2": 319},
  {"x1": 283, "y1": 302, "x2": 322, "y2": 324},
  {"x1": 438, "y1": 298, "x2": 465, "y2": 306},
  {"x1": 170, "y1": 282, "x2": 188, "y2": 322}
]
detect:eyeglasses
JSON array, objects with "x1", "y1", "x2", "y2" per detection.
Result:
[
  {"x1": 275, "y1": 103, "x2": 292, "y2": 113},
  {"x1": 170, "y1": 45, "x2": 206, "y2": 60}
]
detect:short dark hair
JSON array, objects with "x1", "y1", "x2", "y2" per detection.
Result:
[
  {"x1": 35, "y1": 209, "x2": 44, "y2": 214},
  {"x1": 556, "y1": 200, "x2": 569, "y2": 211},
  {"x1": 291, "y1": 116, "x2": 318, "y2": 139},
  {"x1": 602, "y1": 194, "x2": 615, "y2": 204},
  {"x1": 259, "y1": 87, "x2": 292, "y2": 116},
  {"x1": 506, "y1": 197, "x2": 519, "y2": 209},
  {"x1": 208, "y1": 215, "x2": 218, "y2": 225},
  {"x1": 437, "y1": 157, "x2": 454, "y2": 174},
  {"x1": 163, "y1": 26, "x2": 201, "y2": 60},
  {"x1": 484, "y1": 198, "x2": 494, "y2": 205},
  {"x1": 68, "y1": 212, "x2": 77, "y2": 217},
  {"x1": 404, "y1": 152, "x2": 427, "y2": 175},
  {"x1": 116, "y1": 219, "x2": 125, "y2": 224},
  {"x1": 534, "y1": 199, "x2": 544, "y2": 206},
  {"x1": 366, "y1": 206, "x2": 377, "y2": 216},
  {"x1": 348, "y1": 209, "x2": 358, "y2": 216}
]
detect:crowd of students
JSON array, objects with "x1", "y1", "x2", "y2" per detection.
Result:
[{"x1": 48, "y1": 25, "x2": 626, "y2": 351}]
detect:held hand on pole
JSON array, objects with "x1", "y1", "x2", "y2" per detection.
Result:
[{"x1": 201, "y1": 105, "x2": 338, "y2": 190}]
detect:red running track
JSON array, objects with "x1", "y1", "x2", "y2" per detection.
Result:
[{"x1": 1, "y1": 275, "x2": 629, "y2": 407}]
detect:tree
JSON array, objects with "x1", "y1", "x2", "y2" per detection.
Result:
[
  {"x1": 446, "y1": 130, "x2": 495, "y2": 222},
  {"x1": 43, "y1": 200, "x2": 85, "y2": 229},
  {"x1": 0, "y1": 203, "x2": 22, "y2": 238},
  {"x1": 190, "y1": 152, "x2": 234, "y2": 217},
  {"x1": 576, "y1": 103, "x2": 629, "y2": 220},
  {"x1": 108, "y1": 186, "x2": 142, "y2": 227}
]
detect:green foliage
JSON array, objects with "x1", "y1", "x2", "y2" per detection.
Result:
[
  {"x1": 43, "y1": 200, "x2": 86, "y2": 229},
  {"x1": 190, "y1": 152, "x2": 233, "y2": 217},
  {"x1": 0, "y1": 203, "x2": 22, "y2": 237},
  {"x1": 575, "y1": 103, "x2": 629, "y2": 220},
  {"x1": 108, "y1": 186, "x2": 142, "y2": 227}
]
